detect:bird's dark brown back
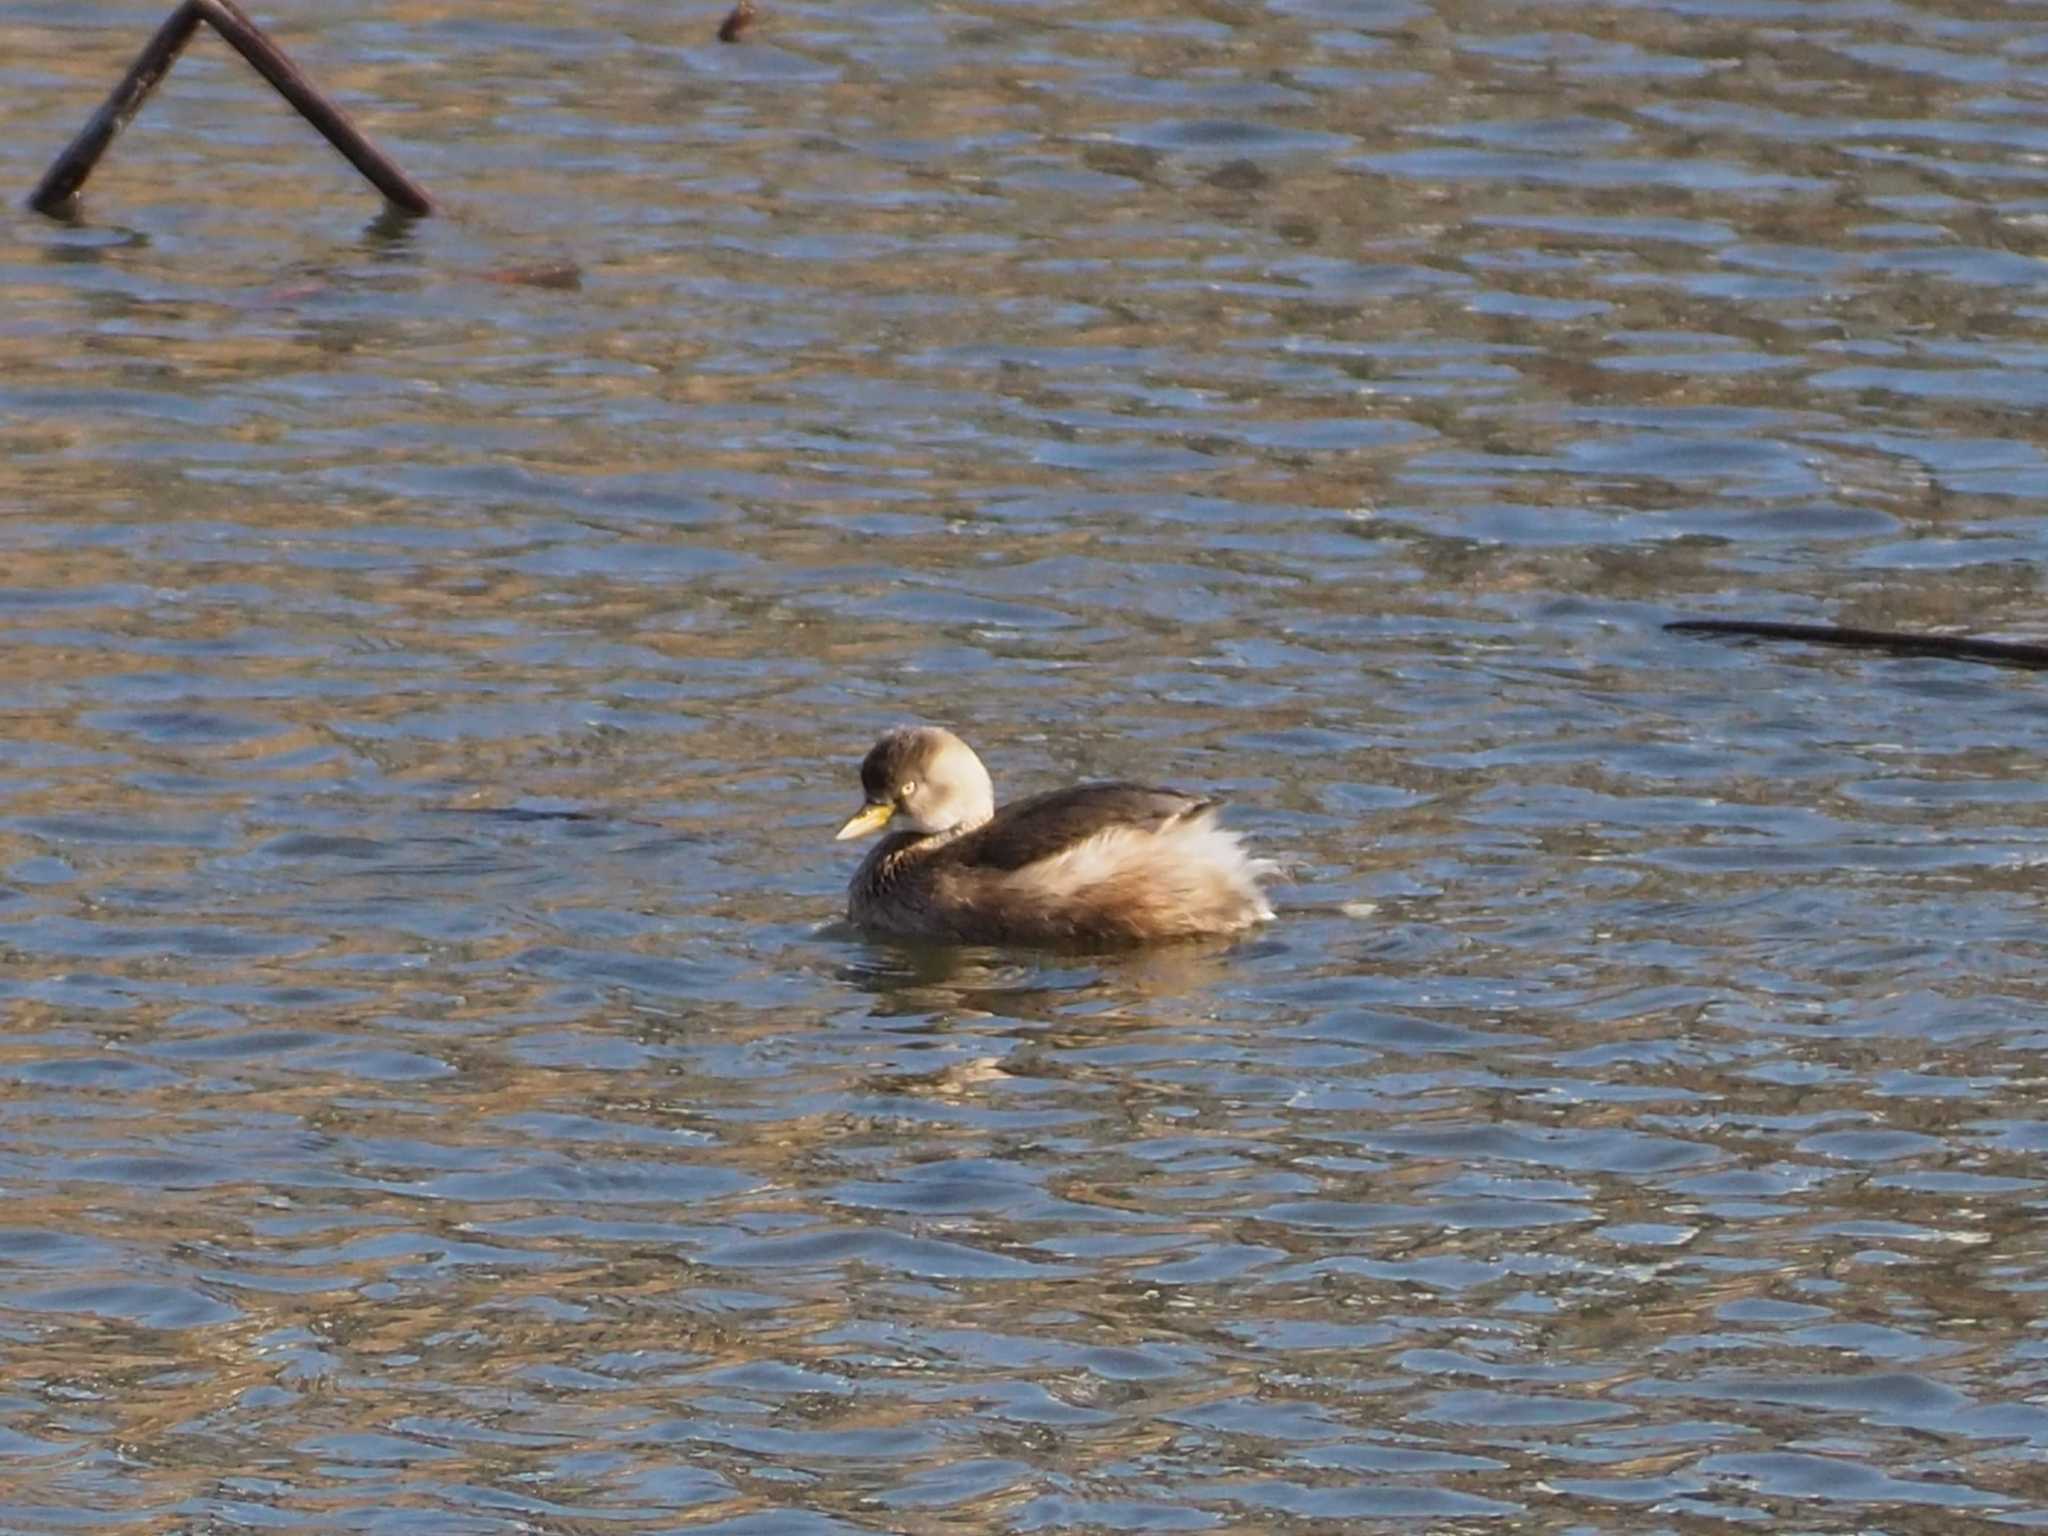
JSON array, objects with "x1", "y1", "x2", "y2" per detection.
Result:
[{"x1": 952, "y1": 783, "x2": 1211, "y2": 872}]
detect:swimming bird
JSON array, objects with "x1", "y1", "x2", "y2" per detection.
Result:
[{"x1": 834, "y1": 726, "x2": 1275, "y2": 946}]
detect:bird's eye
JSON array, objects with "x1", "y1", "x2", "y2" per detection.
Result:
[{"x1": 899, "y1": 781, "x2": 918, "y2": 799}]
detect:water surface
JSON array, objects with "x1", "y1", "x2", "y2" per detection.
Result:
[{"x1": 2, "y1": 0, "x2": 2048, "y2": 1528}]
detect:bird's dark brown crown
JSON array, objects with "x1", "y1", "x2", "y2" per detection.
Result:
[{"x1": 860, "y1": 729, "x2": 940, "y2": 802}]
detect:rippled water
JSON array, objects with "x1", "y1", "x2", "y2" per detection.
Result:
[{"x1": 2, "y1": 0, "x2": 2048, "y2": 1527}]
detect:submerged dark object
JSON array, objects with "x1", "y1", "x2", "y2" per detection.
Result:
[
  {"x1": 1667, "y1": 618, "x2": 2048, "y2": 670},
  {"x1": 30, "y1": 0, "x2": 433, "y2": 218}
]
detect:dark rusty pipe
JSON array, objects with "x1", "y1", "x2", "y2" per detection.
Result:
[{"x1": 30, "y1": 0, "x2": 432, "y2": 218}]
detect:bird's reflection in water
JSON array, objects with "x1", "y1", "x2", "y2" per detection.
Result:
[{"x1": 822, "y1": 920, "x2": 1247, "y2": 1029}]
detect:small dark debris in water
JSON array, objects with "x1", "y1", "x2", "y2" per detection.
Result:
[
  {"x1": 29, "y1": 0, "x2": 433, "y2": 218},
  {"x1": 482, "y1": 262, "x2": 583, "y2": 291},
  {"x1": 1667, "y1": 618, "x2": 2048, "y2": 670},
  {"x1": 718, "y1": 0, "x2": 757, "y2": 42}
]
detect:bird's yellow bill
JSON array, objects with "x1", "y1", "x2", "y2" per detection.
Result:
[{"x1": 835, "y1": 801, "x2": 894, "y2": 841}]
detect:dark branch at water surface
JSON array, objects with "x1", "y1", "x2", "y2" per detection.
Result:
[{"x1": 1667, "y1": 618, "x2": 2048, "y2": 671}]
